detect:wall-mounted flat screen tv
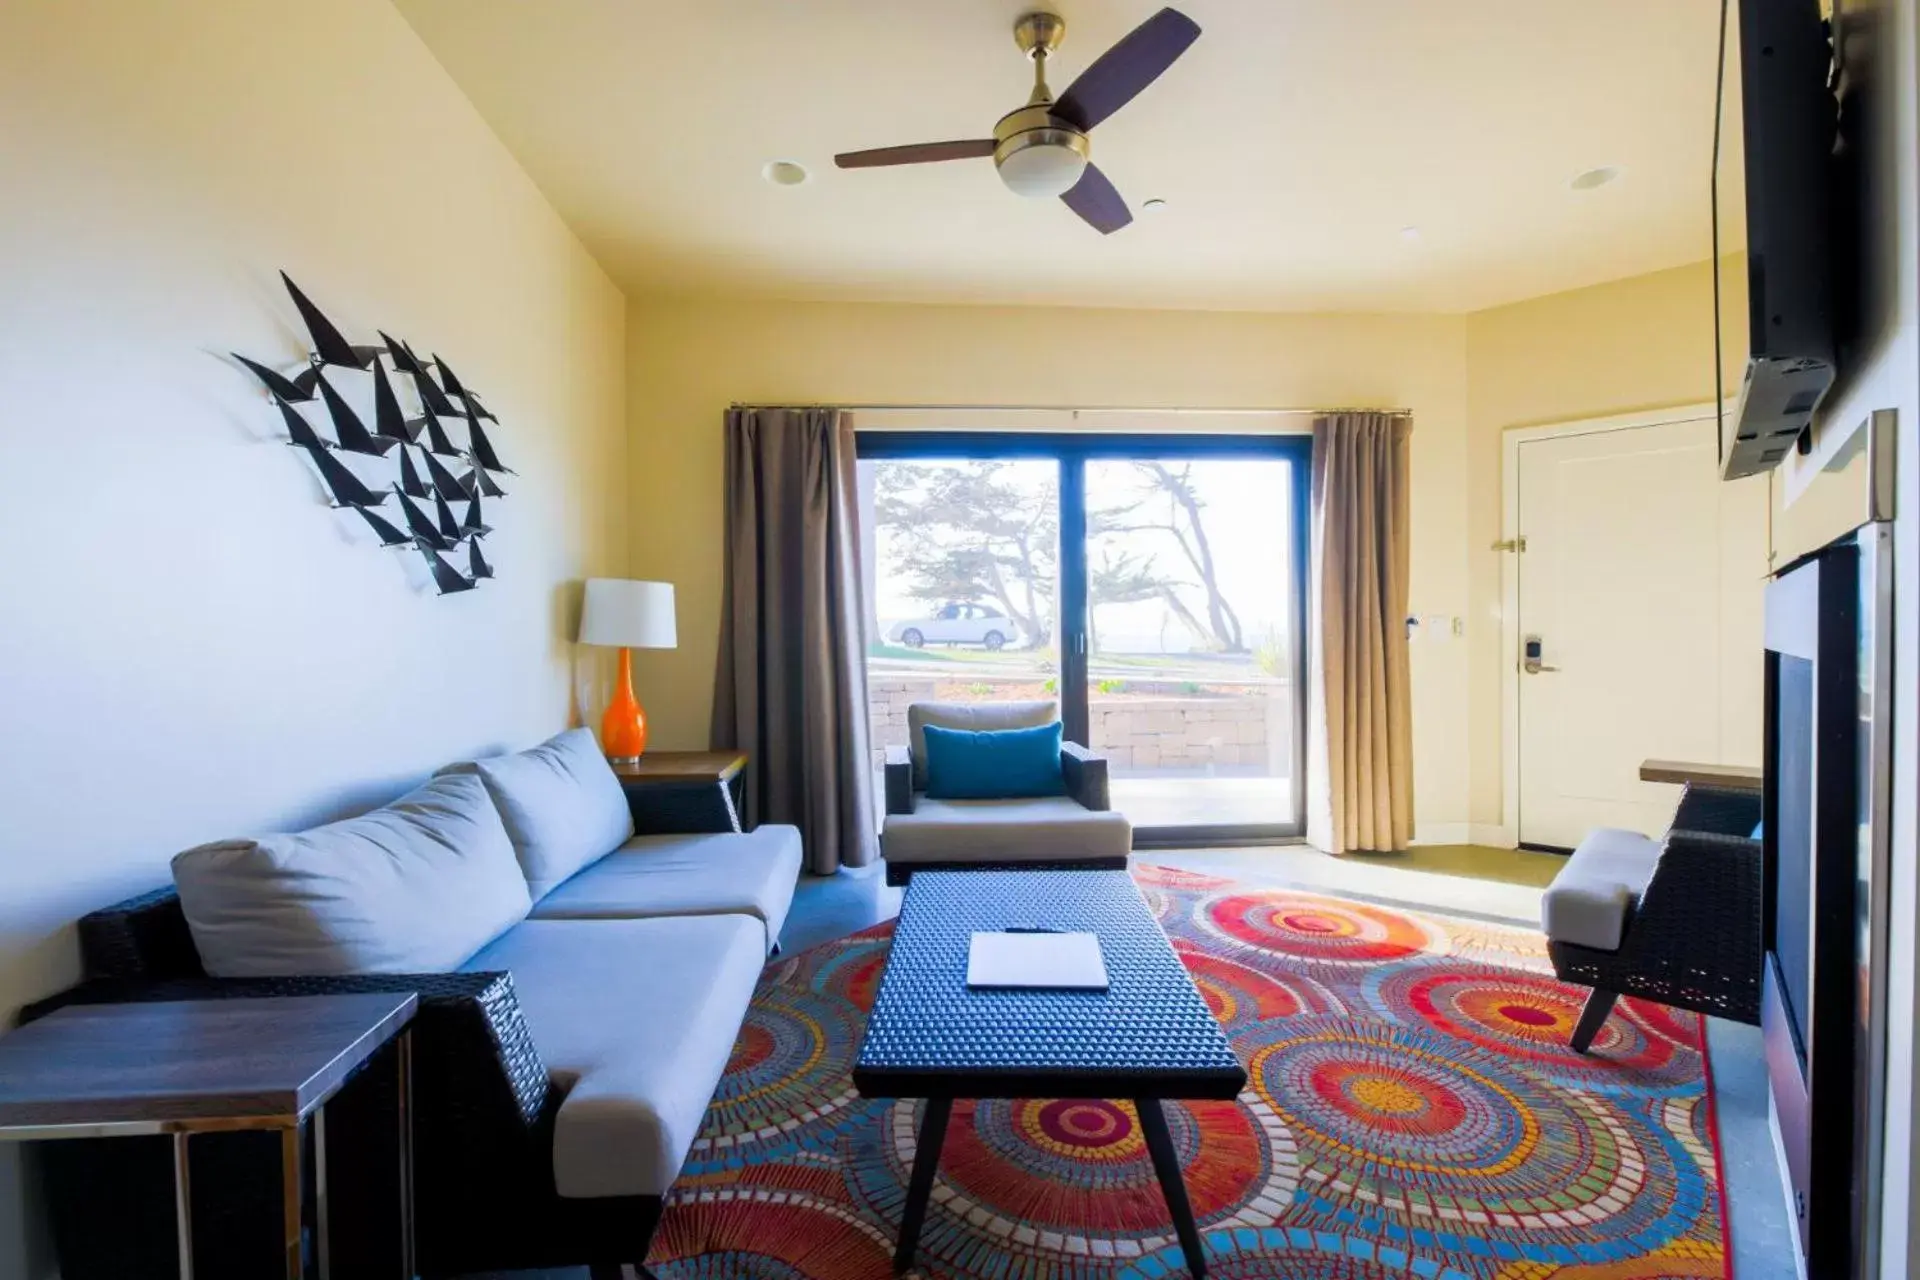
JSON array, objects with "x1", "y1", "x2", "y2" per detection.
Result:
[{"x1": 1714, "y1": 0, "x2": 1839, "y2": 479}]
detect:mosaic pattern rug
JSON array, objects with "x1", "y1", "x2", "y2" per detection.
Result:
[{"x1": 649, "y1": 866, "x2": 1729, "y2": 1279}]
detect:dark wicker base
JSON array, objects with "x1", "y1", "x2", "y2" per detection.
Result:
[{"x1": 884, "y1": 856, "x2": 1129, "y2": 886}]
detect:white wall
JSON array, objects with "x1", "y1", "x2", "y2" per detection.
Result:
[{"x1": 0, "y1": 2, "x2": 629, "y2": 1274}]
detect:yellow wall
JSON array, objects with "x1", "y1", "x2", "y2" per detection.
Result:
[
  {"x1": 0, "y1": 2, "x2": 626, "y2": 1268},
  {"x1": 1462, "y1": 260, "x2": 1748, "y2": 829},
  {"x1": 629, "y1": 298, "x2": 1474, "y2": 834},
  {"x1": 631, "y1": 264, "x2": 1745, "y2": 843}
]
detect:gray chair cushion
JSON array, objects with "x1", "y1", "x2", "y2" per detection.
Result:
[
  {"x1": 881, "y1": 795, "x2": 1132, "y2": 865},
  {"x1": 907, "y1": 700, "x2": 1058, "y2": 792},
  {"x1": 1541, "y1": 827, "x2": 1663, "y2": 952},
  {"x1": 451, "y1": 727, "x2": 636, "y2": 900},
  {"x1": 173, "y1": 773, "x2": 531, "y2": 978},
  {"x1": 462, "y1": 915, "x2": 764, "y2": 1198},
  {"x1": 528, "y1": 825, "x2": 803, "y2": 954}
]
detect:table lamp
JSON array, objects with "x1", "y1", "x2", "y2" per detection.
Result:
[{"x1": 577, "y1": 579, "x2": 677, "y2": 763}]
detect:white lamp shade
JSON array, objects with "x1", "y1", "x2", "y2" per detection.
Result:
[{"x1": 578, "y1": 579, "x2": 677, "y2": 649}]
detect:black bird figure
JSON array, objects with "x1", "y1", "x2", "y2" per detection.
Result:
[
  {"x1": 280, "y1": 272, "x2": 376, "y2": 370},
  {"x1": 379, "y1": 330, "x2": 433, "y2": 380},
  {"x1": 434, "y1": 354, "x2": 497, "y2": 422},
  {"x1": 394, "y1": 487, "x2": 450, "y2": 550},
  {"x1": 422, "y1": 450, "x2": 469, "y2": 503},
  {"x1": 466, "y1": 409, "x2": 514, "y2": 474},
  {"x1": 469, "y1": 539, "x2": 494, "y2": 580},
  {"x1": 422, "y1": 548, "x2": 476, "y2": 595},
  {"x1": 398, "y1": 447, "x2": 432, "y2": 501},
  {"x1": 317, "y1": 374, "x2": 397, "y2": 458},
  {"x1": 460, "y1": 491, "x2": 491, "y2": 540},
  {"x1": 353, "y1": 506, "x2": 412, "y2": 547},
  {"x1": 458, "y1": 467, "x2": 508, "y2": 500},
  {"x1": 433, "y1": 489, "x2": 463, "y2": 544},
  {"x1": 235, "y1": 353, "x2": 317, "y2": 403},
  {"x1": 371, "y1": 363, "x2": 420, "y2": 445},
  {"x1": 304, "y1": 445, "x2": 387, "y2": 509},
  {"x1": 272, "y1": 395, "x2": 329, "y2": 452},
  {"x1": 418, "y1": 404, "x2": 463, "y2": 459},
  {"x1": 400, "y1": 341, "x2": 460, "y2": 417}
]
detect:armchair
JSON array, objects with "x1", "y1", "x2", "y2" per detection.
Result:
[
  {"x1": 1543, "y1": 784, "x2": 1764, "y2": 1053},
  {"x1": 879, "y1": 701, "x2": 1132, "y2": 886}
]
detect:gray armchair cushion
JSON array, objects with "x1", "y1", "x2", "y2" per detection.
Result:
[
  {"x1": 882, "y1": 796, "x2": 1132, "y2": 866},
  {"x1": 1541, "y1": 827, "x2": 1662, "y2": 952},
  {"x1": 528, "y1": 825, "x2": 802, "y2": 955},
  {"x1": 907, "y1": 700, "x2": 1058, "y2": 792},
  {"x1": 462, "y1": 914, "x2": 764, "y2": 1198}
]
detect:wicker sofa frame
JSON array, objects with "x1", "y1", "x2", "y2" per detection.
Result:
[
  {"x1": 1547, "y1": 784, "x2": 1764, "y2": 1053},
  {"x1": 21, "y1": 790, "x2": 728, "y2": 1279}
]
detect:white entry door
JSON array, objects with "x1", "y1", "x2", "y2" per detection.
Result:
[{"x1": 1514, "y1": 416, "x2": 1768, "y2": 848}]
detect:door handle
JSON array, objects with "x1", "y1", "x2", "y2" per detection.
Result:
[{"x1": 1522, "y1": 634, "x2": 1560, "y2": 674}]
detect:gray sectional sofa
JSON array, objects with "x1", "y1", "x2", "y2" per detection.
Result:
[{"x1": 34, "y1": 727, "x2": 801, "y2": 1279}]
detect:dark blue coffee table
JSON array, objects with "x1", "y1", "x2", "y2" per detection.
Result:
[{"x1": 853, "y1": 869, "x2": 1245, "y2": 1277}]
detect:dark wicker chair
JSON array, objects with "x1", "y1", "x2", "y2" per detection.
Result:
[
  {"x1": 1548, "y1": 784, "x2": 1764, "y2": 1053},
  {"x1": 22, "y1": 787, "x2": 726, "y2": 1280}
]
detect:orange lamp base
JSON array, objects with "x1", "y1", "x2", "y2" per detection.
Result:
[{"x1": 600, "y1": 646, "x2": 649, "y2": 763}]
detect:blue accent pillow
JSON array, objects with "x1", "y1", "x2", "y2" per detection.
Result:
[{"x1": 922, "y1": 722, "x2": 1065, "y2": 800}]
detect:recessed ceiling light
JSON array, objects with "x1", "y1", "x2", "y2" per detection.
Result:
[
  {"x1": 1569, "y1": 165, "x2": 1622, "y2": 191},
  {"x1": 1141, "y1": 198, "x2": 1168, "y2": 213},
  {"x1": 1399, "y1": 225, "x2": 1422, "y2": 241},
  {"x1": 762, "y1": 160, "x2": 810, "y2": 187}
]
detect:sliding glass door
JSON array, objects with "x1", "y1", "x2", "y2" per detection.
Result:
[{"x1": 857, "y1": 432, "x2": 1309, "y2": 844}]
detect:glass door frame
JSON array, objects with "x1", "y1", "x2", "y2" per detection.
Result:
[{"x1": 857, "y1": 430, "x2": 1313, "y2": 845}]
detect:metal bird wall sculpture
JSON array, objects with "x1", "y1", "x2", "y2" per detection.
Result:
[{"x1": 236, "y1": 272, "x2": 512, "y2": 593}]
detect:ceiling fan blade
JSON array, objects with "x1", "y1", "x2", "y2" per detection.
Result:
[
  {"x1": 1053, "y1": 7, "x2": 1201, "y2": 133},
  {"x1": 1061, "y1": 163, "x2": 1132, "y2": 234},
  {"x1": 834, "y1": 139, "x2": 996, "y2": 169}
]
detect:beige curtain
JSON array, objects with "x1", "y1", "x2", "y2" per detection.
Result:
[
  {"x1": 1309, "y1": 412, "x2": 1414, "y2": 854},
  {"x1": 712, "y1": 407, "x2": 878, "y2": 873}
]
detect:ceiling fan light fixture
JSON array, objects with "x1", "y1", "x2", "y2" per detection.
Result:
[{"x1": 994, "y1": 130, "x2": 1089, "y2": 198}]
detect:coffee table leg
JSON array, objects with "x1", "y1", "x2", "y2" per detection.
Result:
[
  {"x1": 173, "y1": 1133, "x2": 194, "y2": 1280},
  {"x1": 894, "y1": 1096, "x2": 952, "y2": 1275},
  {"x1": 1135, "y1": 1099, "x2": 1206, "y2": 1278},
  {"x1": 281, "y1": 1123, "x2": 306, "y2": 1280}
]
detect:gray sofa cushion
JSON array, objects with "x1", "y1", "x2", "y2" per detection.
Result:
[
  {"x1": 907, "y1": 700, "x2": 1058, "y2": 792},
  {"x1": 1541, "y1": 827, "x2": 1663, "y2": 952},
  {"x1": 463, "y1": 915, "x2": 763, "y2": 1198},
  {"x1": 458, "y1": 728, "x2": 635, "y2": 900},
  {"x1": 173, "y1": 772, "x2": 531, "y2": 978},
  {"x1": 529, "y1": 825, "x2": 803, "y2": 954},
  {"x1": 881, "y1": 795, "x2": 1132, "y2": 865}
]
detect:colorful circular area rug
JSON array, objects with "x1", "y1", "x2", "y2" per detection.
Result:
[{"x1": 649, "y1": 865, "x2": 1729, "y2": 1279}]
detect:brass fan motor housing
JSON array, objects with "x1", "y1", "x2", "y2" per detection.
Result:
[
  {"x1": 1013, "y1": 12, "x2": 1067, "y2": 59},
  {"x1": 992, "y1": 105, "x2": 1090, "y2": 170}
]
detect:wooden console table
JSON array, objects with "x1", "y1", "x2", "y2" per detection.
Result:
[
  {"x1": 1639, "y1": 759, "x2": 1764, "y2": 792},
  {"x1": 0, "y1": 992, "x2": 417, "y2": 1279}
]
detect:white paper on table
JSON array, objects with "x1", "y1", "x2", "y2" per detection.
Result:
[{"x1": 965, "y1": 930, "x2": 1109, "y2": 990}]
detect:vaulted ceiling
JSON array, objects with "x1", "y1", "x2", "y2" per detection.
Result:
[{"x1": 395, "y1": 0, "x2": 1731, "y2": 313}]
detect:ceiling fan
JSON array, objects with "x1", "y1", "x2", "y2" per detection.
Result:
[{"x1": 833, "y1": 7, "x2": 1201, "y2": 235}]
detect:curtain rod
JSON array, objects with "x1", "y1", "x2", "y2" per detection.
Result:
[{"x1": 742, "y1": 403, "x2": 1414, "y2": 416}]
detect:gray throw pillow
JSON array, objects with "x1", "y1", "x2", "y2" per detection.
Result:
[{"x1": 172, "y1": 772, "x2": 532, "y2": 978}]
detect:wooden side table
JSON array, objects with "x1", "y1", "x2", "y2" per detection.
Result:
[
  {"x1": 0, "y1": 992, "x2": 417, "y2": 1279},
  {"x1": 611, "y1": 749, "x2": 749, "y2": 833}
]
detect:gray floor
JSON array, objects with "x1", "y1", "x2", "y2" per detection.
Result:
[{"x1": 469, "y1": 848, "x2": 1797, "y2": 1280}]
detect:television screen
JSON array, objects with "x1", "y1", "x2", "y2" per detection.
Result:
[{"x1": 1772, "y1": 652, "x2": 1815, "y2": 1070}]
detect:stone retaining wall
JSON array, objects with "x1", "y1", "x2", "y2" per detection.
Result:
[{"x1": 867, "y1": 677, "x2": 1283, "y2": 772}]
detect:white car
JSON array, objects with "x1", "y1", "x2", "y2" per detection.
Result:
[{"x1": 887, "y1": 603, "x2": 1016, "y2": 650}]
